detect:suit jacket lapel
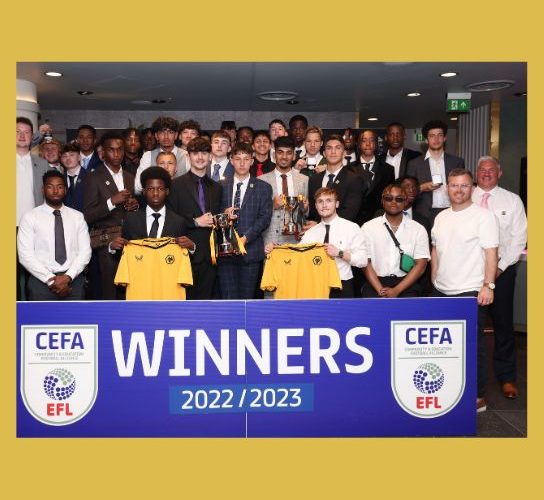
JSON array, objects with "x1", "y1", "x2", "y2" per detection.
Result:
[
  {"x1": 241, "y1": 180, "x2": 254, "y2": 209},
  {"x1": 101, "y1": 166, "x2": 119, "y2": 197},
  {"x1": 183, "y1": 174, "x2": 201, "y2": 212}
]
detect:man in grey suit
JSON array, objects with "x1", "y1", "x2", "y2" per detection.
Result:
[
  {"x1": 16, "y1": 116, "x2": 53, "y2": 299},
  {"x1": 406, "y1": 120, "x2": 465, "y2": 225},
  {"x1": 260, "y1": 136, "x2": 309, "y2": 252}
]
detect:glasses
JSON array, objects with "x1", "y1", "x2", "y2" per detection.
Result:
[
  {"x1": 144, "y1": 187, "x2": 167, "y2": 193},
  {"x1": 448, "y1": 184, "x2": 472, "y2": 190},
  {"x1": 382, "y1": 195, "x2": 406, "y2": 203}
]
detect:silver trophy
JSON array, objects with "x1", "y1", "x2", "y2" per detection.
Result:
[
  {"x1": 213, "y1": 213, "x2": 238, "y2": 256},
  {"x1": 282, "y1": 195, "x2": 301, "y2": 236}
]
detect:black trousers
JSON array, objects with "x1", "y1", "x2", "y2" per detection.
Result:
[
  {"x1": 187, "y1": 260, "x2": 217, "y2": 300},
  {"x1": 489, "y1": 264, "x2": 518, "y2": 383},
  {"x1": 361, "y1": 276, "x2": 421, "y2": 298},
  {"x1": 330, "y1": 279, "x2": 354, "y2": 298}
]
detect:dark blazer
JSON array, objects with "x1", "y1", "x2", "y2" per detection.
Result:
[
  {"x1": 250, "y1": 158, "x2": 275, "y2": 177},
  {"x1": 207, "y1": 160, "x2": 234, "y2": 179},
  {"x1": 378, "y1": 148, "x2": 422, "y2": 178},
  {"x1": 122, "y1": 207, "x2": 187, "y2": 240},
  {"x1": 308, "y1": 167, "x2": 364, "y2": 223},
  {"x1": 349, "y1": 158, "x2": 394, "y2": 225},
  {"x1": 220, "y1": 178, "x2": 272, "y2": 263},
  {"x1": 64, "y1": 168, "x2": 87, "y2": 213},
  {"x1": 82, "y1": 163, "x2": 135, "y2": 228},
  {"x1": 406, "y1": 152, "x2": 465, "y2": 220},
  {"x1": 167, "y1": 172, "x2": 222, "y2": 264},
  {"x1": 30, "y1": 154, "x2": 53, "y2": 207},
  {"x1": 85, "y1": 151, "x2": 102, "y2": 171}
]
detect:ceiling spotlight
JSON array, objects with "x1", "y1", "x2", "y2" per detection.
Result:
[
  {"x1": 406, "y1": 92, "x2": 421, "y2": 97},
  {"x1": 286, "y1": 99, "x2": 299, "y2": 105},
  {"x1": 466, "y1": 80, "x2": 514, "y2": 92},
  {"x1": 257, "y1": 91, "x2": 298, "y2": 101},
  {"x1": 131, "y1": 100, "x2": 152, "y2": 105},
  {"x1": 44, "y1": 71, "x2": 63, "y2": 77},
  {"x1": 77, "y1": 90, "x2": 93, "y2": 96},
  {"x1": 152, "y1": 99, "x2": 166, "y2": 104},
  {"x1": 514, "y1": 92, "x2": 527, "y2": 97},
  {"x1": 440, "y1": 72, "x2": 457, "y2": 78},
  {"x1": 450, "y1": 116, "x2": 458, "y2": 121},
  {"x1": 367, "y1": 117, "x2": 378, "y2": 121}
]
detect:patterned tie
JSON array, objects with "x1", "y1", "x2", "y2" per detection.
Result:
[
  {"x1": 53, "y1": 209, "x2": 67, "y2": 265},
  {"x1": 149, "y1": 213, "x2": 161, "y2": 238},
  {"x1": 281, "y1": 174, "x2": 289, "y2": 196},
  {"x1": 197, "y1": 177, "x2": 206, "y2": 213},
  {"x1": 81, "y1": 157, "x2": 89, "y2": 169},
  {"x1": 323, "y1": 224, "x2": 330, "y2": 244},
  {"x1": 326, "y1": 173, "x2": 335, "y2": 188},
  {"x1": 233, "y1": 182, "x2": 243, "y2": 209},
  {"x1": 68, "y1": 175, "x2": 76, "y2": 194},
  {"x1": 480, "y1": 192, "x2": 490, "y2": 209},
  {"x1": 212, "y1": 164, "x2": 221, "y2": 182}
]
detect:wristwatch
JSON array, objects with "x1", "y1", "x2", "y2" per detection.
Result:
[
  {"x1": 337, "y1": 250, "x2": 344, "y2": 259},
  {"x1": 484, "y1": 282, "x2": 496, "y2": 290}
]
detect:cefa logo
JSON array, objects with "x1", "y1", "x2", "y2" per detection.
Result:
[
  {"x1": 20, "y1": 326, "x2": 98, "y2": 426},
  {"x1": 391, "y1": 321, "x2": 465, "y2": 418}
]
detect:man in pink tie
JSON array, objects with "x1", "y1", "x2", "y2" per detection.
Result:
[{"x1": 472, "y1": 156, "x2": 527, "y2": 400}]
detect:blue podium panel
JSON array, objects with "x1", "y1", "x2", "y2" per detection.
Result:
[{"x1": 17, "y1": 298, "x2": 476, "y2": 437}]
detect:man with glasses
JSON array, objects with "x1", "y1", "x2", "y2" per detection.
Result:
[
  {"x1": 431, "y1": 168, "x2": 499, "y2": 413},
  {"x1": 361, "y1": 184, "x2": 429, "y2": 298}
]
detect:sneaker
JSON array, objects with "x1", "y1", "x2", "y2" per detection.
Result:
[{"x1": 476, "y1": 397, "x2": 487, "y2": 413}]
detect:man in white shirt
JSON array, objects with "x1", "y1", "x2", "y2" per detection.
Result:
[
  {"x1": 294, "y1": 126, "x2": 326, "y2": 176},
  {"x1": 268, "y1": 119, "x2": 288, "y2": 163},
  {"x1": 17, "y1": 170, "x2": 91, "y2": 300},
  {"x1": 431, "y1": 168, "x2": 499, "y2": 413},
  {"x1": 301, "y1": 187, "x2": 367, "y2": 298},
  {"x1": 472, "y1": 156, "x2": 527, "y2": 399},
  {"x1": 361, "y1": 184, "x2": 430, "y2": 297}
]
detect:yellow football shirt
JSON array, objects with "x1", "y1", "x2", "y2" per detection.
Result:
[
  {"x1": 115, "y1": 238, "x2": 193, "y2": 300},
  {"x1": 261, "y1": 243, "x2": 341, "y2": 299}
]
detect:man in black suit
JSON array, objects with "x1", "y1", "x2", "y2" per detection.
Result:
[
  {"x1": 61, "y1": 143, "x2": 87, "y2": 213},
  {"x1": 219, "y1": 142, "x2": 273, "y2": 299},
  {"x1": 167, "y1": 137, "x2": 222, "y2": 300},
  {"x1": 289, "y1": 114, "x2": 308, "y2": 160},
  {"x1": 378, "y1": 122, "x2": 422, "y2": 179},
  {"x1": 350, "y1": 129, "x2": 395, "y2": 225},
  {"x1": 76, "y1": 125, "x2": 102, "y2": 171},
  {"x1": 406, "y1": 119, "x2": 465, "y2": 225},
  {"x1": 306, "y1": 134, "x2": 363, "y2": 224},
  {"x1": 83, "y1": 132, "x2": 139, "y2": 299}
]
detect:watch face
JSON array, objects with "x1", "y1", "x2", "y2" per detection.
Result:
[{"x1": 487, "y1": 283, "x2": 496, "y2": 290}]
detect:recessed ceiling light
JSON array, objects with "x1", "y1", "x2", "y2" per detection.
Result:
[
  {"x1": 440, "y1": 72, "x2": 457, "y2": 78},
  {"x1": 466, "y1": 80, "x2": 514, "y2": 92},
  {"x1": 367, "y1": 117, "x2": 378, "y2": 121},
  {"x1": 152, "y1": 99, "x2": 166, "y2": 104},
  {"x1": 77, "y1": 90, "x2": 93, "y2": 96},
  {"x1": 44, "y1": 71, "x2": 63, "y2": 77},
  {"x1": 514, "y1": 92, "x2": 527, "y2": 97},
  {"x1": 450, "y1": 117, "x2": 458, "y2": 121},
  {"x1": 407, "y1": 92, "x2": 421, "y2": 97},
  {"x1": 131, "y1": 100, "x2": 152, "y2": 105},
  {"x1": 257, "y1": 91, "x2": 298, "y2": 101},
  {"x1": 286, "y1": 99, "x2": 299, "y2": 105}
]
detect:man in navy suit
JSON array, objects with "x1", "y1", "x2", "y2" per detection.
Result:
[
  {"x1": 378, "y1": 122, "x2": 422, "y2": 179},
  {"x1": 209, "y1": 131, "x2": 234, "y2": 181},
  {"x1": 219, "y1": 142, "x2": 272, "y2": 299},
  {"x1": 61, "y1": 143, "x2": 87, "y2": 213},
  {"x1": 406, "y1": 120, "x2": 465, "y2": 225},
  {"x1": 76, "y1": 125, "x2": 102, "y2": 171}
]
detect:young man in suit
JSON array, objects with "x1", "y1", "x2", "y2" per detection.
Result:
[
  {"x1": 76, "y1": 125, "x2": 102, "y2": 171},
  {"x1": 167, "y1": 137, "x2": 222, "y2": 300},
  {"x1": 378, "y1": 122, "x2": 422, "y2": 179},
  {"x1": 294, "y1": 126, "x2": 327, "y2": 177},
  {"x1": 260, "y1": 136, "x2": 308, "y2": 251},
  {"x1": 250, "y1": 130, "x2": 275, "y2": 177},
  {"x1": 83, "y1": 132, "x2": 139, "y2": 299},
  {"x1": 111, "y1": 166, "x2": 194, "y2": 248},
  {"x1": 61, "y1": 143, "x2": 87, "y2": 213},
  {"x1": 406, "y1": 119, "x2": 465, "y2": 225},
  {"x1": 289, "y1": 115, "x2": 308, "y2": 160},
  {"x1": 306, "y1": 134, "x2": 363, "y2": 224},
  {"x1": 351, "y1": 129, "x2": 395, "y2": 225},
  {"x1": 209, "y1": 130, "x2": 234, "y2": 181},
  {"x1": 219, "y1": 142, "x2": 273, "y2": 299}
]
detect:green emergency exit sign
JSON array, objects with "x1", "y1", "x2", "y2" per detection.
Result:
[{"x1": 447, "y1": 98, "x2": 471, "y2": 112}]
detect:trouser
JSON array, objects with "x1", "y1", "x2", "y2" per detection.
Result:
[
  {"x1": 361, "y1": 276, "x2": 421, "y2": 298},
  {"x1": 217, "y1": 257, "x2": 261, "y2": 300},
  {"x1": 187, "y1": 260, "x2": 217, "y2": 300},
  {"x1": 431, "y1": 288, "x2": 488, "y2": 398},
  {"x1": 27, "y1": 274, "x2": 85, "y2": 301},
  {"x1": 330, "y1": 279, "x2": 354, "y2": 298},
  {"x1": 489, "y1": 264, "x2": 518, "y2": 383}
]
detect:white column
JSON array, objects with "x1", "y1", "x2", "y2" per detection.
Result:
[{"x1": 17, "y1": 79, "x2": 40, "y2": 130}]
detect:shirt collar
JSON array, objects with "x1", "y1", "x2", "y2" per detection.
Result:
[
  {"x1": 146, "y1": 205, "x2": 166, "y2": 217},
  {"x1": 104, "y1": 163, "x2": 123, "y2": 176},
  {"x1": 359, "y1": 156, "x2": 375, "y2": 164},
  {"x1": 425, "y1": 150, "x2": 444, "y2": 161},
  {"x1": 474, "y1": 184, "x2": 500, "y2": 196}
]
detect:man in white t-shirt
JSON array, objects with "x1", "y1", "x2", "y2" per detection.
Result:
[{"x1": 431, "y1": 168, "x2": 499, "y2": 413}]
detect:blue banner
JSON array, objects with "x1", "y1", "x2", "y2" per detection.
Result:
[{"x1": 17, "y1": 298, "x2": 476, "y2": 437}]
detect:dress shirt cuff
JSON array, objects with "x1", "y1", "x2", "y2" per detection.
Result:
[
  {"x1": 189, "y1": 243, "x2": 196, "y2": 255},
  {"x1": 108, "y1": 242, "x2": 117, "y2": 254},
  {"x1": 107, "y1": 198, "x2": 115, "y2": 211}
]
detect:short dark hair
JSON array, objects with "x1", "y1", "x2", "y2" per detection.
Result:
[
  {"x1": 323, "y1": 134, "x2": 345, "y2": 148},
  {"x1": 43, "y1": 169, "x2": 67, "y2": 187},
  {"x1": 187, "y1": 137, "x2": 211, "y2": 153},
  {"x1": 100, "y1": 131, "x2": 125, "y2": 147},
  {"x1": 382, "y1": 183, "x2": 407, "y2": 198},
  {"x1": 274, "y1": 136, "x2": 295, "y2": 150},
  {"x1": 61, "y1": 143, "x2": 80, "y2": 155},
  {"x1": 448, "y1": 168, "x2": 473, "y2": 182},
  {"x1": 269, "y1": 118, "x2": 287, "y2": 129},
  {"x1": 17, "y1": 116, "x2": 34, "y2": 133},
  {"x1": 422, "y1": 120, "x2": 448, "y2": 138},
  {"x1": 220, "y1": 120, "x2": 236, "y2": 130},
  {"x1": 231, "y1": 142, "x2": 254, "y2": 157},
  {"x1": 397, "y1": 174, "x2": 419, "y2": 185},
  {"x1": 142, "y1": 127, "x2": 154, "y2": 135},
  {"x1": 237, "y1": 126, "x2": 254, "y2": 138},
  {"x1": 253, "y1": 130, "x2": 271, "y2": 142},
  {"x1": 122, "y1": 127, "x2": 141, "y2": 141},
  {"x1": 152, "y1": 116, "x2": 179, "y2": 134},
  {"x1": 386, "y1": 122, "x2": 405, "y2": 133},
  {"x1": 179, "y1": 120, "x2": 201, "y2": 133},
  {"x1": 141, "y1": 166, "x2": 172, "y2": 189},
  {"x1": 289, "y1": 115, "x2": 308, "y2": 128},
  {"x1": 77, "y1": 124, "x2": 97, "y2": 136},
  {"x1": 211, "y1": 130, "x2": 232, "y2": 143}
]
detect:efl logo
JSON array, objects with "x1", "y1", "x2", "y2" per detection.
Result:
[
  {"x1": 20, "y1": 325, "x2": 98, "y2": 426},
  {"x1": 391, "y1": 321, "x2": 465, "y2": 418}
]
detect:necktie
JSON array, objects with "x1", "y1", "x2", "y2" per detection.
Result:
[
  {"x1": 212, "y1": 164, "x2": 221, "y2": 181},
  {"x1": 281, "y1": 174, "x2": 289, "y2": 196},
  {"x1": 81, "y1": 157, "x2": 89, "y2": 169},
  {"x1": 345, "y1": 156, "x2": 352, "y2": 165},
  {"x1": 149, "y1": 213, "x2": 161, "y2": 238},
  {"x1": 197, "y1": 177, "x2": 206, "y2": 213},
  {"x1": 323, "y1": 224, "x2": 330, "y2": 244},
  {"x1": 326, "y1": 173, "x2": 335, "y2": 188},
  {"x1": 256, "y1": 163, "x2": 264, "y2": 177},
  {"x1": 68, "y1": 175, "x2": 76, "y2": 193},
  {"x1": 233, "y1": 182, "x2": 243, "y2": 209},
  {"x1": 480, "y1": 192, "x2": 490, "y2": 209},
  {"x1": 53, "y1": 209, "x2": 67, "y2": 265},
  {"x1": 364, "y1": 163, "x2": 374, "y2": 182}
]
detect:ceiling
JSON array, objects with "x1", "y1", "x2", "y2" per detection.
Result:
[{"x1": 17, "y1": 62, "x2": 527, "y2": 128}]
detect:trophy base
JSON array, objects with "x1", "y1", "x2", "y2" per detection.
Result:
[{"x1": 282, "y1": 223, "x2": 298, "y2": 235}]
